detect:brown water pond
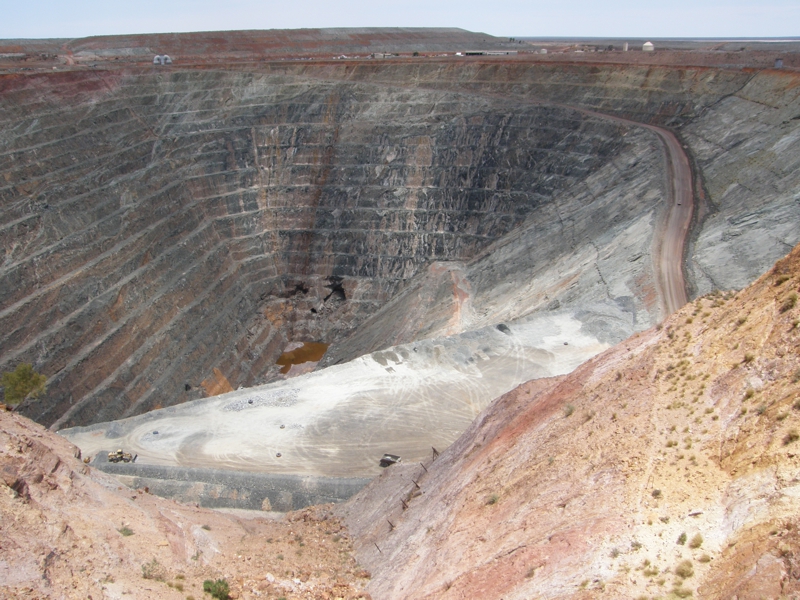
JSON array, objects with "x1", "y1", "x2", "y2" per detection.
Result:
[{"x1": 276, "y1": 342, "x2": 329, "y2": 374}]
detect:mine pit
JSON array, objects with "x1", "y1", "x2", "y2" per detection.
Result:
[
  {"x1": 1, "y1": 31, "x2": 798, "y2": 521},
  {"x1": 2, "y1": 30, "x2": 800, "y2": 599}
]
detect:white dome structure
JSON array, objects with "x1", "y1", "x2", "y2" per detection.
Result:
[{"x1": 643, "y1": 41, "x2": 655, "y2": 52}]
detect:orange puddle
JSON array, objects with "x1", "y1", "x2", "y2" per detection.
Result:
[{"x1": 276, "y1": 342, "x2": 329, "y2": 374}]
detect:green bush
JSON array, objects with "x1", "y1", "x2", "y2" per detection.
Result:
[
  {"x1": 1, "y1": 363, "x2": 46, "y2": 405},
  {"x1": 677, "y1": 532, "x2": 687, "y2": 545},
  {"x1": 203, "y1": 579, "x2": 230, "y2": 600},
  {"x1": 141, "y1": 558, "x2": 165, "y2": 581}
]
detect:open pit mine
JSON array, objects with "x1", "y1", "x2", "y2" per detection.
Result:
[{"x1": 1, "y1": 29, "x2": 800, "y2": 598}]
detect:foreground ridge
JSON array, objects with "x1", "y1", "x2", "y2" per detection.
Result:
[{"x1": 343, "y1": 242, "x2": 800, "y2": 600}]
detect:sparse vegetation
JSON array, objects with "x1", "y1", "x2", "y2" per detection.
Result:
[
  {"x1": 783, "y1": 429, "x2": 799, "y2": 445},
  {"x1": 689, "y1": 533, "x2": 703, "y2": 549},
  {"x1": 486, "y1": 493, "x2": 499, "y2": 505},
  {"x1": 203, "y1": 578, "x2": 230, "y2": 600},
  {"x1": 652, "y1": 489, "x2": 662, "y2": 498},
  {"x1": 201, "y1": 524, "x2": 211, "y2": 531},
  {"x1": 743, "y1": 353, "x2": 755, "y2": 364},
  {"x1": 643, "y1": 565, "x2": 659, "y2": 577},
  {"x1": 564, "y1": 404, "x2": 575, "y2": 417},
  {"x1": 775, "y1": 274, "x2": 790, "y2": 285},
  {"x1": 1, "y1": 363, "x2": 47, "y2": 405},
  {"x1": 781, "y1": 292, "x2": 798, "y2": 313},
  {"x1": 674, "y1": 559, "x2": 694, "y2": 579},
  {"x1": 141, "y1": 558, "x2": 166, "y2": 581},
  {"x1": 698, "y1": 554, "x2": 712, "y2": 563},
  {"x1": 118, "y1": 526, "x2": 134, "y2": 537},
  {"x1": 744, "y1": 388, "x2": 755, "y2": 399},
  {"x1": 677, "y1": 532, "x2": 687, "y2": 545},
  {"x1": 672, "y1": 586, "x2": 694, "y2": 598}
]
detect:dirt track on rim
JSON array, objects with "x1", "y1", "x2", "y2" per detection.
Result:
[{"x1": 579, "y1": 110, "x2": 693, "y2": 316}]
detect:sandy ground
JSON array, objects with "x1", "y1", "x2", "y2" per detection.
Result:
[
  {"x1": 62, "y1": 317, "x2": 608, "y2": 478},
  {"x1": 0, "y1": 408, "x2": 370, "y2": 599}
]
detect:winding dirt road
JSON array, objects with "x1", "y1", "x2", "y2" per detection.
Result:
[
  {"x1": 577, "y1": 109, "x2": 694, "y2": 316},
  {"x1": 644, "y1": 125, "x2": 694, "y2": 315}
]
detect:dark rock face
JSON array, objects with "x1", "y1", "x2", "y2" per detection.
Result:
[{"x1": 0, "y1": 70, "x2": 627, "y2": 428}]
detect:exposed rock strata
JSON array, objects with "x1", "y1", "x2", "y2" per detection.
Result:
[
  {"x1": 0, "y1": 70, "x2": 635, "y2": 428},
  {"x1": 2, "y1": 59, "x2": 799, "y2": 431}
]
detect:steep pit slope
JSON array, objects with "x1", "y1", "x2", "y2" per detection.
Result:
[
  {"x1": 684, "y1": 70, "x2": 800, "y2": 294},
  {"x1": 280, "y1": 60, "x2": 800, "y2": 294},
  {"x1": 0, "y1": 408, "x2": 369, "y2": 599},
  {"x1": 343, "y1": 243, "x2": 800, "y2": 600},
  {"x1": 321, "y1": 112, "x2": 686, "y2": 366},
  {"x1": 0, "y1": 69, "x2": 630, "y2": 428}
]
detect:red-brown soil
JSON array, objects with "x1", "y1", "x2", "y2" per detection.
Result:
[
  {"x1": 343, "y1": 242, "x2": 800, "y2": 599},
  {"x1": 0, "y1": 407, "x2": 370, "y2": 598}
]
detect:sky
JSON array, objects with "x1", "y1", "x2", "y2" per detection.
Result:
[{"x1": 2, "y1": 0, "x2": 798, "y2": 40}]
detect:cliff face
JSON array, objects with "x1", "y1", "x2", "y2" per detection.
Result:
[
  {"x1": 343, "y1": 242, "x2": 800, "y2": 600},
  {"x1": 277, "y1": 60, "x2": 800, "y2": 295},
  {"x1": 2, "y1": 60, "x2": 799, "y2": 430},
  {"x1": 0, "y1": 69, "x2": 632, "y2": 428}
]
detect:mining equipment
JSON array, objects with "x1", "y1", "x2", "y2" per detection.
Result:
[
  {"x1": 107, "y1": 449, "x2": 135, "y2": 463},
  {"x1": 379, "y1": 454, "x2": 402, "y2": 467}
]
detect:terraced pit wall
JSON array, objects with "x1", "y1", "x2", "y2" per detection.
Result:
[{"x1": 2, "y1": 62, "x2": 798, "y2": 429}]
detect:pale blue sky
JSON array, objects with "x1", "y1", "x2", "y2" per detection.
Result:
[{"x1": 2, "y1": 0, "x2": 798, "y2": 39}]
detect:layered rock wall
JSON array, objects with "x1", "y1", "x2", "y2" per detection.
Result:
[
  {"x1": 2, "y1": 62, "x2": 798, "y2": 429},
  {"x1": 0, "y1": 70, "x2": 628, "y2": 428}
]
